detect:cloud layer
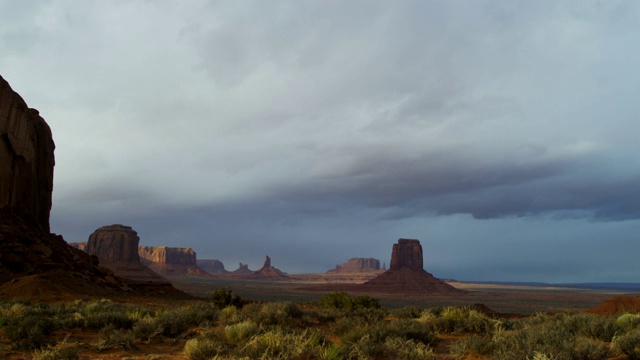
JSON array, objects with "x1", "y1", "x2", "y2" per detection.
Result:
[{"x1": 2, "y1": 1, "x2": 640, "y2": 282}]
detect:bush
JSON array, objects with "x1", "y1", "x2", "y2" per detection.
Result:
[
  {"x1": 223, "y1": 321, "x2": 260, "y2": 344},
  {"x1": 241, "y1": 302, "x2": 302, "y2": 326},
  {"x1": 95, "y1": 324, "x2": 136, "y2": 351},
  {"x1": 31, "y1": 334, "x2": 79, "y2": 360},
  {"x1": 319, "y1": 292, "x2": 380, "y2": 311},
  {"x1": 156, "y1": 303, "x2": 220, "y2": 337},
  {"x1": 4, "y1": 315, "x2": 54, "y2": 349},
  {"x1": 242, "y1": 328, "x2": 323, "y2": 360},
  {"x1": 211, "y1": 288, "x2": 243, "y2": 309},
  {"x1": 184, "y1": 337, "x2": 229, "y2": 360},
  {"x1": 612, "y1": 329, "x2": 640, "y2": 359}
]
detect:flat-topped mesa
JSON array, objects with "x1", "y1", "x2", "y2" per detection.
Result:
[
  {"x1": 390, "y1": 239, "x2": 423, "y2": 271},
  {"x1": 0, "y1": 75, "x2": 55, "y2": 232},
  {"x1": 85, "y1": 225, "x2": 168, "y2": 283},
  {"x1": 327, "y1": 258, "x2": 381, "y2": 273},
  {"x1": 86, "y1": 225, "x2": 140, "y2": 263},
  {"x1": 138, "y1": 246, "x2": 210, "y2": 277},
  {"x1": 197, "y1": 259, "x2": 229, "y2": 274}
]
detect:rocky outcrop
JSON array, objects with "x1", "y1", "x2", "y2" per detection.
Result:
[
  {"x1": 390, "y1": 239, "x2": 423, "y2": 271},
  {"x1": 85, "y1": 225, "x2": 168, "y2": 283},
  {"x1": 251, "y1": 256, "x2": 288, "y2": 279},
  {"x1": 230, "y1": 263, "x2": 253, "y2": 275},
  {"x1": 0, "y1": 75, "x2": 55, "y2": 232},
  {"x1": 68, "y1": 242, "x2": 86, "y2": 251},
  {"x1": 197, "y1": 259, "x2": 229, "y2": 274},
  {"x1": 0, "y1": 76, "x2": 187, "y2": 300},
  {"x1": 327, "y1": 258, "x2": 381, "y2": 273},
  {"x1": 138, "y1": 246, "x2": 210, "y2": 277},
  {"x1": 362, "y1": 239, "x2": 464, "y2": 294}
]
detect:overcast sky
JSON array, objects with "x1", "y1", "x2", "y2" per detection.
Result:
[{"x1": 2, "y1": 1, "x2": 640, "y2": 283}]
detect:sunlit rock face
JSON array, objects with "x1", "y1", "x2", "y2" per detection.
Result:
[
  {"x1": 327, "y1": 258, "x2": 381, "y2": 273},
  {"x1": 85, "y1": 225, "x2": 168, "y2": 283},
  {"x1": 138, "y1": 246, "x2": 210, "y2": 276},
  {"x1": 0, "y1": 75, "x2": 55, "y2": 232}
]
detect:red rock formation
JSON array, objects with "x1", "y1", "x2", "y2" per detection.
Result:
[
  {"x1": 390, "y1": 239, "x2": 423, "y2": 271},
  {"x1": 138, "y1": 246, "x2": 210, "y2": 277},
  {"x1": 361, "y1": 239, "x2": 464, "y2": 294},
  {"x1": 0, "y1": 75, "x2": 55, "y2": 232},
  {"x1": 252, "y1": 255, "x2": 288, "y2": 279},
  {"x1": 197, "y1": 259, "x2": 229, "y2": 274},
  {"x1": 327, "y1": 258, "x2": 381, "y2": 273},
  {"x1": 86, "y1": 225, "x2": 168, "y2": 283},
  {"x1": 0, "y1": 76, "x2": 187, "y2": 300},
  {"x1": 230, "y1": 263, "x2": 253, "y2": 275}
]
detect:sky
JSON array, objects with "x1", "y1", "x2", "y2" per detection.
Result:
[{"x1": 2, "y1": 1, "x2": 640, "y2": 283}]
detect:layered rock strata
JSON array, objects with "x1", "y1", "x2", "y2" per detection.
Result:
[
  {"x1": 86, "y1": 225, "x2": 168, "y2": 283},
  {"x1": 327, "y1": 258, "x2": 381, "y2": 273},
  {"x1": 138, "y1": 246, "x2": 210, "y2": 276}
]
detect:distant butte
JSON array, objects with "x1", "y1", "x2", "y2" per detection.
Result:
[
  {"x1": 85, "y1": 225, "x2": 169, "y2": 284},
  {"x1": 327, "y1": 257, "x2": 382, "y2": 273},
  {"x1": 139, "y1": 246, "x2": 211, "y2": 277},
  {"x1": 361, "y1": 239, "x2": 464, "y2": 294}
]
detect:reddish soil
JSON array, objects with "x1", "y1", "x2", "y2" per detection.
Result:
[{"x1": 585, "y1": 295, "x2": 640, "y2": 316}]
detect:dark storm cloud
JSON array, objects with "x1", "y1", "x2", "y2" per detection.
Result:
[{"x1": 3, "y1": 1, "x2": 640, "y2": 281}]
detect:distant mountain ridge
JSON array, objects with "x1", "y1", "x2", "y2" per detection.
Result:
[{"x1": 463, "y1": 281, "x2": 640, "y2": 292}]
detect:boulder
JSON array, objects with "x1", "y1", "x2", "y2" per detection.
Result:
[
  {"x1": 85, "y1": 225, "x2": 168, "y2": 283},
  {"x1": 197, "y1": 259, "x2": 229, "y2": 274},
  {"x1": 138, "y1": 246, "x2": 210, "y2": 276},
  {"x1": 0, "y1": 75, "x2": 55, "y2": 232},
  {"x1": 327, "y1": 258, "x2": 381, "y2": 273}
]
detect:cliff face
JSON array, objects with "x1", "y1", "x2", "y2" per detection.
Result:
[
  {"x1": 86, "y1": 225, "x2": 141, "y2": 263},
  {"x1": 389, "y1": 239, "x2": 423, "y2": 271},
  {"x1": 85, "y1": 225, "x2": 168, "y2": 283},
  {"x1": 328, "y1": 258, "x2": 381, "y2": 273},
  {"x1": 0, "y1": 75, "x2": 55, "y2": 232},
  {"x1": 138, "y1": 246, "x2": 210, "y2": 276},
  {"x1": 197, "y1": 259, "x2": 229, "y2": 274}
]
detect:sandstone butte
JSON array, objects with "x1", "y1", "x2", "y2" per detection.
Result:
[
  {"x1": 139, "y1": 246, "x2": 211, "y2": 277},
  {"x1": 0, "y1": 75, "x2": 190, "y2": 300},
  {"x1": 327, "y1": 257, "x2": 383, "y2": 273},
  {"x1": 229, "y1": 263, "x2": 254, "y2": 275},
  {"x1": 361, "y1": 239, "x2": 465, "y2": 294},
  {"x1": 227, "y1": 256, "x2": 289, "y2": 280},
  {"x1": 85, "y1": 225, "x2": 169, "y2": 284},
  {"x1": 197, "y1": 259, "x2": 229, "y2": 274}
]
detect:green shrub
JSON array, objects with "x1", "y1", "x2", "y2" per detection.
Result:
[
  {"x1": 224, "y1": 321, "x2": 260, "y2": 344},
  {"x1": 31, "y1": 334, "x2": 79, "y2": 360},
  {"x1": 242, "y1": 328, "x2": 322, "y2": 360},
  {"x1": 319, "y1": 292, "x2": 380, "y2": 311},
  {"x1": 389, "y1": 306, "x2": 423, "y2": 319},
  {"x1": 132, "y1": 317, "x2": 164, "y2": 342},
  {"x1": 4, "y1": 315, "x2": 54, "y2": 349},
  {"x1": 211, "y1": 288, "x2": 243, "y2": 309},
  {"x1": 156, "y1": 303, "x2": 220, "y2": 337},
  {"x1": 384, "y1": 336, "x2": 435, "y2": 360},
  {"x1": 184, "y1": 337, "x2": 230, "y2": 360},
  {"x1": 241, "y1": 302, "x2": 302, "y2": 326},
  {"x1": 612, "y1": 329, "x2": 640, "y2": 359},
  {"x1": 617, "y1": 313, "x2": 640, "y2": 332},
  {"x1": 95, "y1": 324, "x2": 136, "y2": 351}
]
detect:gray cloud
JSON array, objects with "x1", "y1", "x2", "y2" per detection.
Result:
[{"x1": 3, "y1": 1, "x2": 640, "y2": 282}]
